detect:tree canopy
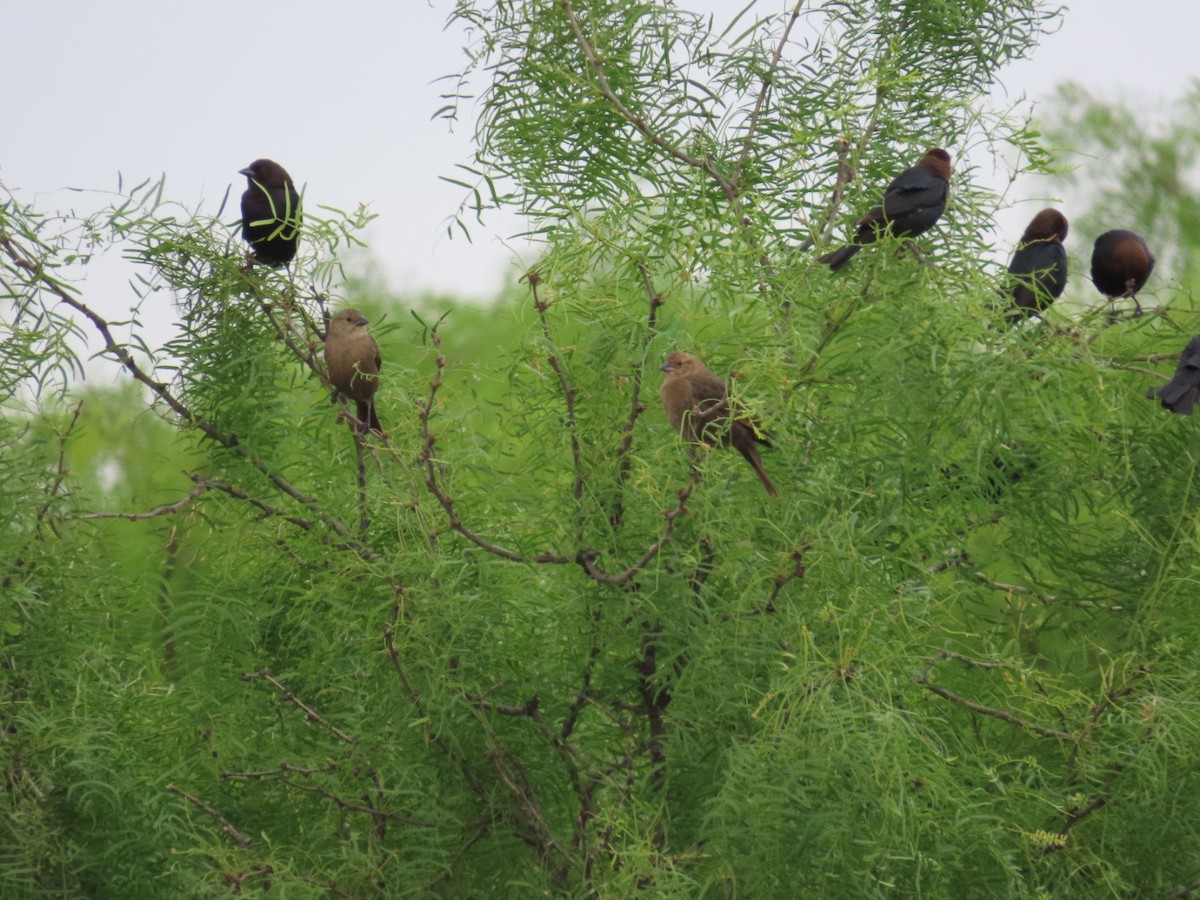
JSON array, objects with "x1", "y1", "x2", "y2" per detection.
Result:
[{"x1": 2, "y1": 1, "x2": 1200, "y2": 896}]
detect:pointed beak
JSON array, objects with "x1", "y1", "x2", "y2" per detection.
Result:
[
  {"x1": 238, "y1": 167, "x2": 253, "y2": 178},
  {"x1": 660, "y1": 362, "x2": 673, "y2": 373}
]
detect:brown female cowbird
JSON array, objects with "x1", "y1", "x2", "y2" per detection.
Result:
[
  {"x1": 1091, "y1": 229, "x2": 1155, "y2": 312},
  {"x1": 324, "y1": 308, "x2": 382, "y2": 433},
  {"x1": 660, "y1": 351, "x2": 777, "y2": 496},
  {"x1": 239, "y1": 158, "x2": 301, "y2": 266},
  {"x1": 1005, "y1": 209, "x2": 1069, "y2": 322},
  {"x1": 1150, "y1": 336, "x2": 1200, "y2": 415},
  {"x1": 819, "y1": 148, "x2": 952, "y2": 270}
]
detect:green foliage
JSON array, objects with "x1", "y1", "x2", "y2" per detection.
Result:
[{"x1": 3, "y1": 2, "x2": 1200, "y2": 898}]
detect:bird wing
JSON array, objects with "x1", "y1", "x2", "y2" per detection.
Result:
[{"x1": 879, "y1": 167, "x2": 948, "y2": 219}]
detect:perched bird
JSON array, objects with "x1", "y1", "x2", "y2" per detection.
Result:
[
  {"x1": 1091, "y1": 229, "x2": 1155, "y2": 313},
  {"x1": 1150, "y1": 336, "x2": 1200, "y2": 415},
  {"x1": 324, "y1": 308, "x2": 382, "y2": 433},
  {"x1": 239, "y1": 158, "x2": 301, "y2": 266},
  {"x1": 818, "y1": 148, "x2": 952, "y2": 270},
  {"x1": 1005, "y1": 209, "x2": 1069, "y2": 322},
  {"x1": 659, "y1": 351, "x2": 777, "y2": 496}
]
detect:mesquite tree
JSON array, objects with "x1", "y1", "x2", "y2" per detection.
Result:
[{"x1": 3, "y1": 1, "x2": 1199, "y2": 896}]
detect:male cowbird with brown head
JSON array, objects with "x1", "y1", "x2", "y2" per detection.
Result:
[
  {"x1": 819, "y1": 148, "x2": 952, "y2": 270},
  {"x1": 324, "y1": 308, "x2": 382, "y2": 434},
  {"x1": 239, "y1": 158, "x2": 301, "y2": 266},
  {"x1": 1150, "y1": 336, "x2": 1200, "y2": 415},
  {"x1": 660, "y1": 351, "x2": 777, "y2": 496},
  {"x1": 1091, "y1": 229, "x2": 1154, "y2": 312},
  {"x1": 1005, "y1": 209, "x2": 1069, "y2": 322}
]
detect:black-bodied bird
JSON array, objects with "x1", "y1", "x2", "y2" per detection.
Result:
[
  {"x1": 1150, "y1": 335, "x2": 1200, "y2": 416},
  {"x1": 1005, "y1": 208, "x2": 1069, "y2": 322},
  {"x1": 239, "y1": 158, "x2": 301, "y2": 266},
  {"x1": 1091, "y1": 229, "x2": 1155, "y2": 314},
  {"x1": 324, "y1": 308, "x2": 382, "y2": 434},
  {"x1": 660, "y1": 351, "x2": 777, "y2": 496},
  {"x1": 819, "y1": 148, "x2": 952, "y2": 270}
]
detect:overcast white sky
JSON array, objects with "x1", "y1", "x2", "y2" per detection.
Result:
[{"x1": 6, "y1": 1, "x2": 1198, "y2": 315}]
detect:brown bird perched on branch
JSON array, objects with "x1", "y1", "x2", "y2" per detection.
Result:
[
  {"x1": 660, "y1": 351, "x2": 777, "y2": 496},
  {"x1": 1091, "y1": 229, "x2": 1155, "y2": 314},
  {"x1": 1005, "y1": 208, "x2": 1069, "y2": 323},
  {"x1": 818, "y1": 148, "x2": 952, "y2": 270},
  {"x1": 324, "y1": 308, "x2": 382, "y2": 434},
  {"x1": 239, "y1": 158, "x2": 301, "y2": 266},
  {"x1": 1150, "y1": 335, "x2": 1200, "y2": 415}
]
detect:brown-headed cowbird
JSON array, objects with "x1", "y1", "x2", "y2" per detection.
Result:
[
  {"x1": 1005, "y1": 208, "x2": 1069, "y2": 322},
  {"x1": 324, "y1": 308, "x2": 382, "y2": 433},
  {"x1": 1150, "y1": 335, "x2": 1200, "y2": 415},
  {"x1": 819, "y1": 148, "x2": 952, "y2": 270},
  {"x1": 239, "y1": 158, "x2": 301, "y2": 266},
  {"x1": 1091, "y1": 229, "x2": 1155, "y2": 313},
  {"x1": 660, "y1": 351, "x2": 777, "y2": 496}
]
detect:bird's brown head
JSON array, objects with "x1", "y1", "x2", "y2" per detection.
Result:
[
  {"x1": 328, "y1": 308, "x2": 369, "y2": 336},
  {"x1": 239, "y1": 158, "x2": 293, "y2": 188},
  {"x1": 919, "y1": 148, "x2": 953, "y2": 181},
  {"x1": 661, "y1": 351, "x2": 703, "y2": 375},
  {"x1": 1022, "y1": 208, "x2": 1069, "y2": 244}
]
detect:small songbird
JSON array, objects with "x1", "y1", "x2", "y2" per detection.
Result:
[
  {"x1": 819, "y1": 148, "x2": 952, "y2": 270},
  {"x1": 1150, "y1": 336, "x2": 1200, "y2": 415},
  {"x1": 239, "y1": 158, "x2": 302, "y2": 266},
  {"x1": 324, "y1": 308, "x2": 382, "y2": 433},
  {"x1": 659, "y1": 351, "x2": 777, "y2": 496},
  {"x1": 1091, "y1": 229, "x2": 1155, "y2": 313},
  {"x1": 1005, "y1": 208, "x2": 1069, "y2": 322}
]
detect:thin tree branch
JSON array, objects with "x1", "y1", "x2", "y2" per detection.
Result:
[
  {"x1": 575, "y1": 477, "x2": 697, "y2": 585},
  {"x1": 609, "y1": 261, "x2": 664, "y2": 531},
  {"x1": 242, "y1": 669, "x2": 358, "y2": 745},
  {"x1": 165, "y1": 784, "x2": 252, "y2": 848},
  {"x1": 558, "y1": 0, "x2": 739, "y2": 203},
  {"x1": 530, "y1": 272, "x2": 585, "y2": 541},
  {"x1": 77, "y1": 483, "x2": 208, "y2": 520},
  {"x1": 732, "y1": 0, "x2": 807, "y2": 189},
  {"x1": 918, "y1": 679, "x2": 1073, "y2": 741},
  {"x1": 1, "y1": 232, "x2": 362, "y2": 546},
  {"x1": 417, "y1": 330, "x2": 571, "y2": 565}
]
